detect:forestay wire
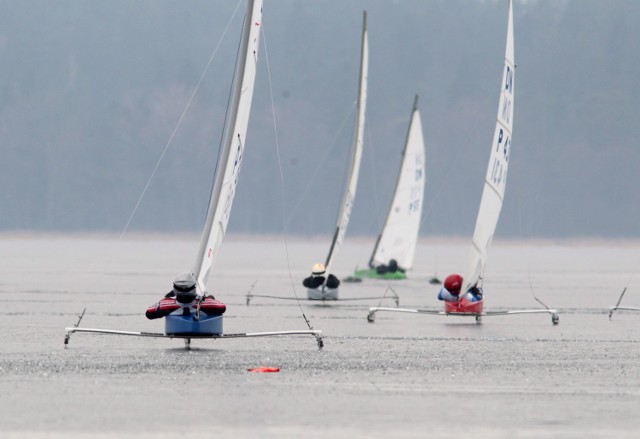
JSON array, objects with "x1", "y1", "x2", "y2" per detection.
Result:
[
  {"x1": 507, "y1": 62, "x2": 551, "y2": 311},
  {"x1": 516, "y1": 203, "x2": 552, "y2": 310},
  {"x1": 512, "y1": 137, "x2": 552, "y2": 310},
  {"x1": 418, "y1": 137, "x2": 464, "y2": 280},
  {"x1": 119, "y1": 1, "x2": 244, "y2": 238},
  {"x1": 283, "y1": 102, "x2": 357, "y2": 231},
  {"x1": 261, "y1": 24, "x2": 323, "y2": 346},
  {"x1": 352, "y1": 122, "x2": 385, "y2": 267}
]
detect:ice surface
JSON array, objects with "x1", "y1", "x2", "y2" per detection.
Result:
[{"x1": 1, "y1": 235, "x2": 639, "y2": 438}]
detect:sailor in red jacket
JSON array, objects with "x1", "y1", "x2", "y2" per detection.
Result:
[
  {"x1": 146, "y1": 272, "x2": 226, "y2": 320},
  {"x1": 437, "y1": 273, "x2": 483, "y2": 303}
]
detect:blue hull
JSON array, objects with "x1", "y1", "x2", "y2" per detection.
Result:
[{"x1": 165, "y1": 314, "x2": 223, "y2": 335}]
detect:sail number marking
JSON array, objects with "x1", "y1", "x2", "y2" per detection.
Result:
[
  {"x1": 490, "y1": 64, "x2": 514, "y2": 190},
  {"x1": 505, "y1": 65, "x2": 513, "y2": 93},
  {"x1": 501, "y1": 66, "x2": 514, "y2": 124},
  {"x1": 490, "y1": 128, "x2": 510, "y2": 188}
]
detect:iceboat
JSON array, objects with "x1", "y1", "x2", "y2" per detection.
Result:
[
  {"x1": 305, "y1": 11, "x2": 368, "y2": 301},
  {"x1": 350, "y1": 95, "x2": 425, "y2": 281},
  {"x1": 247, "y1": 12, "x2": 387, "y2": 306},
  {"x1": 64, "y1": 0, "x2": 322, "y2": 349},
  {"x1": 367, "y1": 0, "x2": 558, "y2": 325}
]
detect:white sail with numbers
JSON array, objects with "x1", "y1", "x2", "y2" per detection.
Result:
[
  {"x1": 465, "y1": 0, "x2": 514, "y2": 291},
  {"x1": 369, "y1": 95, "x2": 425, "y2": 271}
]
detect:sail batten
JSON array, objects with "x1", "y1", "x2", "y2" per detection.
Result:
[
  {"x1": 193, "y1": 0, "x2": 263, "y2": 293},
  {"x1": 324, "y1": 11, "x2": 368, "y2": 274},
  {"x1": 465, "y1": 0, "x2": 514, "y2": 291}
]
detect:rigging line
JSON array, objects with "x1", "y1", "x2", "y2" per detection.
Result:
[
  {"x1": 199, "y1": 1, "x2": 246, "y2": 246},
  {"x1": 356, "y1": 120, "x2": 384, "y2": 265},
  {"x1": 609, "y1": 287, "x2": 628, "y2": 319},
  {"x1": 509, "y1": 63, "x2": 551, "y2": 310},
  {"x1": 419, "y1": 141, "x2": 464, "y2": 277},
  {"x1": 376, "y1": 286, "x2": 397, "y2": 307},
  {"x1": 610, "y1": 255, "x2": 640, "y2": 316},
  {"x1": 620, "y1": 266, "x2": 640, "y2": 302},
  {"x1": 512, "y1": 155, "x2": 551, "y2": 310},
  {"x1": 615, "y1": 139, "x2": 640, "y2": 292},
  {"x1": 284, "y1": 101, "x2": 357, "y2": 231},
  {"x1": 419, "y1": 141, "x2": 462, "y2": 231},
  {"x1": 119, "y1": 0, "x2": 244, "y2": 239},
  {"x1": 615, "y1": 216, "x2": 640, "y2": 296},
  {"x1": 261, "y1": 24, "x2": 318, "y2": 335},
  {"x1": 610, "y1": 232, "x2": 640, "y2": 315}
]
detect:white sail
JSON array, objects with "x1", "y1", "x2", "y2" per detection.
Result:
[
  {"x1": 193, "y1": 0, "x2": 263, "y2": 293},
  {"x1": 465, "y1": 0, "x2": 514, "y2": 290},
  {"x1": 369, "y1": 95, "x2": 425, "y2": 271},
  {"x1": 324, "y1": 11, "x2": 369, "y2": 274}
]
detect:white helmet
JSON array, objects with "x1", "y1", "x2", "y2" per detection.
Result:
[{"x1": 311, "y1": 263, "x2": 326, "y2": 276}]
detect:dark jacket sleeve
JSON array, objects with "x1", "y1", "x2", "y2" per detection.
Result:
[
  {"x1": 303, "y1": 276, "x2": 316, "y2": 288},
  {"x1": 303, "y1": 276, "x2": 326, "y2": 289},
  {"x1": 326, "y1": 274, "x2": 340, "y2": 289}
]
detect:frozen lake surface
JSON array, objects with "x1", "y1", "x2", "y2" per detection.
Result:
[{"x1": 1, "y1": 235, "x2": 640, "y2": 438}]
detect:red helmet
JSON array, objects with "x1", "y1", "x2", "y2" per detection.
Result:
[{"x1": 444, "y1": 274, "x2": 463, "y2": 295}]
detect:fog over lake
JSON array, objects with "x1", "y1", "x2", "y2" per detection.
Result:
[{"x1": 1, "y1": 1, "x2": 639, "y2": 239}]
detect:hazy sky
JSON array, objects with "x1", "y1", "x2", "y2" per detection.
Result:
[{"x1": 1, "y1": 0, "x2": 639, "y2": 239}]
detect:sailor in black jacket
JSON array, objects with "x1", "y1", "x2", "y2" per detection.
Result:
[{"x1": 303, "y1": 263, "x2": 340, "y2": 289}]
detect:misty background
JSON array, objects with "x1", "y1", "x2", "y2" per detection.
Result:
[{"x1": 1, "y1": 0, "x2": 638, "y2": 240}]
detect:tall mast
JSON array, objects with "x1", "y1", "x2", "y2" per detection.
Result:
[
  {"x1": 465, "y1": 0, "x2": 514, "y2": 291},
  {"x1": 192, "y1": 0, "x2": 263, "y2": 293},
  {"x1": 324, "y1": 11, "x2": 369, "y2": 273}
]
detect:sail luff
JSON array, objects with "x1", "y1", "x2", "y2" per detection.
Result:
[
  {"x1": 465, "y1": 0, "x2": 514, "y2": 291},
  {"x1": 192, "y1": 0, "x2": 263, "y2": 293},
  {"x1": 369, "y1": 95, "x2": 425, "y2": 271},
  {"x1": 324, "y1": 11, "x2": 368, "y2": 274}
]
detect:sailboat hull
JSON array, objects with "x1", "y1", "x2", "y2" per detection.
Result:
[
  {"x1": 444, "y1": 297, "x2": 484, "y2": 314},
  {"x1": 165, "y1": 314, "x2": 223, "y2": 336},
  {"x1": 307, "y1": 287, "x2": 338, "y2": 301},
  {"x1": 353, "y1": 268, "x2": 406, "y2": 280}
]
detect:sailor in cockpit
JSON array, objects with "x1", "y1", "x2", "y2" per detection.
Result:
[
  {"x1": 303, "y1": 263, "x2": 340, "y2": 290},
  {"x1": 437, "y1": 274, "x2": 483, "y2": 303},
  {"x1": 374, "y1": 258, "x2": 403, "y2": 275},
  {"x1": 146, "y1": 272, "x2": 226, "y2": 319}
]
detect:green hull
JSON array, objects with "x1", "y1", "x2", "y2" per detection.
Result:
[{"x1": 353, "y1": 268, "x2": 407, "y2": 280}]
